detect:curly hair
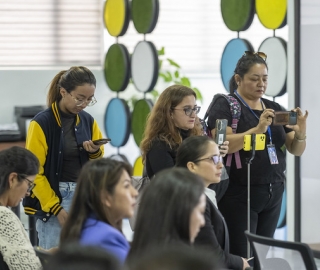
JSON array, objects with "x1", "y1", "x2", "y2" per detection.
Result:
[{"x1": 140, "y1": 85, "x2": 203, "y2": 161}]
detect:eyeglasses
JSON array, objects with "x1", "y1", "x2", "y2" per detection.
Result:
[
  {"x1": 172, "y1": 106, "x2": 201, "y2": 116},
  {"x1": 68, "y1": 92, "x2": 97, "y2": 107},
  {"x1": 244, "y1": 51, "x2": 267, "y2": 61},
  {"x1": 18, "y1": 174, "x2": 36, "y2": 193},
  {"x1": 194, "y1": 155, "x2": 223, "y2": 165}
]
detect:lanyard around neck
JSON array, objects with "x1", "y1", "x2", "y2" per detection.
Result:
[{"x1": 234, "y1": 90, "x2": 272, "y2": 144}]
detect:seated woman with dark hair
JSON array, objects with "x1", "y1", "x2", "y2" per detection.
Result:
[
  {"x1": 60, "y1": 158, "x2": 138, "y2": 263},
  {"x1": 128, "y1": 245, "x2": 222, "y2": 270},
  {"x1": 175, "y1": 136, "x2": 250, "y2": 270},
  {"x1": 0, "y1": 146, "x2": 42, "y2": 270},
  {"x1": 127, "y1": 168, "x2": 206, "y2": 264},
  {"x1": 44, "y1": 243, "x2": 121, "y2": 270}
]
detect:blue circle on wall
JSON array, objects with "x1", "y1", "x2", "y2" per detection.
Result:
[
  {"x1": 104, "y1": 98, "x2": 131, "y2": 147},
  {"x1": 220, "y1": 38, "x2": 253, "y2": 92}
]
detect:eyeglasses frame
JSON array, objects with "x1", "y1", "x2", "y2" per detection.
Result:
[
  {"x1": 68, "y1": 92, "x2": 97, "y2": 107},
  {"x1": 172, "y1": 106, "x2": 201, "y2": 117},
  {"x1": 244, "y1": 51, "x2": 267, "y2": 61},
  {"x1": 194, "y1": 155, "x2": 223, "y2": 165},
  {"x1": 18, "y1": 174, "x2": 36, "y2": 193}
]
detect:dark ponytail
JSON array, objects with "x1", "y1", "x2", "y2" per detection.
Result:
[{"x1": 46, "y1": 66, "x2": 96, "y2": 106}]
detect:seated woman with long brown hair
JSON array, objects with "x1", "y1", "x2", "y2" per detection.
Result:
[{"x1": 60, "y1": 158, "x2": 138, "y2": 263}]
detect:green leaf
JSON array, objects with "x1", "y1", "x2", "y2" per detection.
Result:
[
  {"x1": 167, "y1": 58, "x2": 180, "y2": 68},
  {"x1": 159, "y1": 72, "x2": 171, "y2": 82},
  {"x1": 159, "y1": 59, "x2": 163, "y2": 70},
  {"x1": 180, "y1": 77, "x2": 191, "y2": 87},
  {"x1": 150, "y1": 90, "x2": 159, "y2": 99},
  {"x1": 192, "y1": 87, "x2": 203, "y2": 103},
  {"x1": 165, "y1": 71, "x2": 173, "y2": 82},
  {"x1": 158, "y1": 47, "x2": 165, "y2": 56},
  {"x1": 174, "y1": 70, "x2": 179, "y2": 78}
]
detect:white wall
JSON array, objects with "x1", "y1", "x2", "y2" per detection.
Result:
[{"x1": 300, "y1": 22, "x2": 320, "y2": 243}]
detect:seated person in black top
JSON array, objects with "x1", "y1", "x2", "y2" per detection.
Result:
[{"x1": 176, "y1": 136, "x2": 250, "y2": 270}]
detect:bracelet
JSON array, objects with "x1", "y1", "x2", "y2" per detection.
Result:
[{"x1": 294, "y1": 135, "x2": 307, "y2": 142}]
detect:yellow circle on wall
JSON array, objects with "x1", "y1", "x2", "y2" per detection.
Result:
[
  {"x1": 103, "y1": 0, "x2": 130, "y2": 37},
  {"x1": 133, "y1": 156, "x2": 144, "y2": 177},
  {"x1": 256, "y1": 0, "x2": 287, "y2": 29}
]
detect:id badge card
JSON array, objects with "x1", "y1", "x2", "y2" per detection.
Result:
[{"x1": 267, "y1": 144, "x2": 279, "y2": 165}]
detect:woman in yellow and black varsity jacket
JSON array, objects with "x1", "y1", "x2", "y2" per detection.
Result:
[{"x1": 23, "y1": 66, "x2": 104, "y2": 249}]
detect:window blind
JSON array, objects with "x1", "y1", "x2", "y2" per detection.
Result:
[{"x1": 0, "y1": 0, "x2": 102, "y2": 67}]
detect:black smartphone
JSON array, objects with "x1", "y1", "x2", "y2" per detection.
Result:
[
  {"x1": 273, "y1": 111, "x2": 297, "y2": 126},
  {"x1": 92, "y1": 138, "x2": 111, "y2": 145},
  {"x1": 215, "y1": 119, "x2": 227, "y2": 145}
]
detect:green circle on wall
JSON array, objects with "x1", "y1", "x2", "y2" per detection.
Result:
[
  {"x1": 104, "y1": 43, "x2": 130, "y2": 92},
  {"x1": 221, "y1": 0, "x2": 255, "y2": 31},
  {"x1": 131, "y1": 0, "x2": 159, "y2": 34},
  {"x1": 131, "y1": 99, "x2": 153, "y2": 146}
]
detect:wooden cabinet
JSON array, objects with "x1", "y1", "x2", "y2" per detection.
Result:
[{"x1": 0, "y1": 141, "x2": 25, "y2": 151}]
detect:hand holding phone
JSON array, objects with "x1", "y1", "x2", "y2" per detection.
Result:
[
  {"x1": 215, "y1": 119, "x2": 227, "y2": 145},
  {"x1": 92, "y1": 138, "x2": 111, "y2": 145},
  {"x1": 273, "y1": 111, "x2": 297, "y2": 126}
]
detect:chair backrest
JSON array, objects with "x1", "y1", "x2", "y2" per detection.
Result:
[{"x1": 245, "y1": 231, "x2": 317, "y2": 270}]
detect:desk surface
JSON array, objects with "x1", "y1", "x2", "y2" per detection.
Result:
[{"x1": 0, "y1": 141, "x2": 25, "y2": 151}]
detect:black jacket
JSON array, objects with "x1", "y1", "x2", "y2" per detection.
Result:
[{"x1": 194, "y1": 195, "x2": 243, "y2": 270}]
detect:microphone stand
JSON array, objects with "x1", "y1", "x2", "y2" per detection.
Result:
[{"x1": 246, "y1": 133, "x2": 256, "y2": 259}]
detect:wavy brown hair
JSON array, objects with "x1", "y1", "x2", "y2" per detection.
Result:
[{"x1": 140, "y1": 85, "x2": 203, "y2": 161}]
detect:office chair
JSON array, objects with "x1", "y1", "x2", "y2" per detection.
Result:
[{"x1": 245, "y1": 231, "x2": 317, "y2": 270}]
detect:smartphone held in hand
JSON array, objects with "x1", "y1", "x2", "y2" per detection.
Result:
[
  {"x1": 92, "y1": 138, "x2": 111, "y2": 145},
  {"x1": 215, "y1": 119, "x2": 227, "y2": 145},
  {"x1": 273, "y1": 111, "x2": 297, "y2": 126}
]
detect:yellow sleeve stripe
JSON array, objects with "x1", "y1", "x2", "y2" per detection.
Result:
[{"x1": 52, "y1": 102, "x2": 61, "y2": 127}]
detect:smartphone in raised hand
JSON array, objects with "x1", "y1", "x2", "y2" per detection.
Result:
[{"x1": 273, "y1": 111, "x2": 297, "y2": 126}]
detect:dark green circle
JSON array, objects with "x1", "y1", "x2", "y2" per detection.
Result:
[
  {"x1": 104, "y1": 43, "x2": 130, "y2": 92},
  {"x1": 221, "y1": 0, "x2": 255, "y2": 31},
  {"x1": 131, "y1": 99, "x2": 153, "y2": 146},
  {"x1": 131, "y1": 0, "x2": 159, "y2": 34}
]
